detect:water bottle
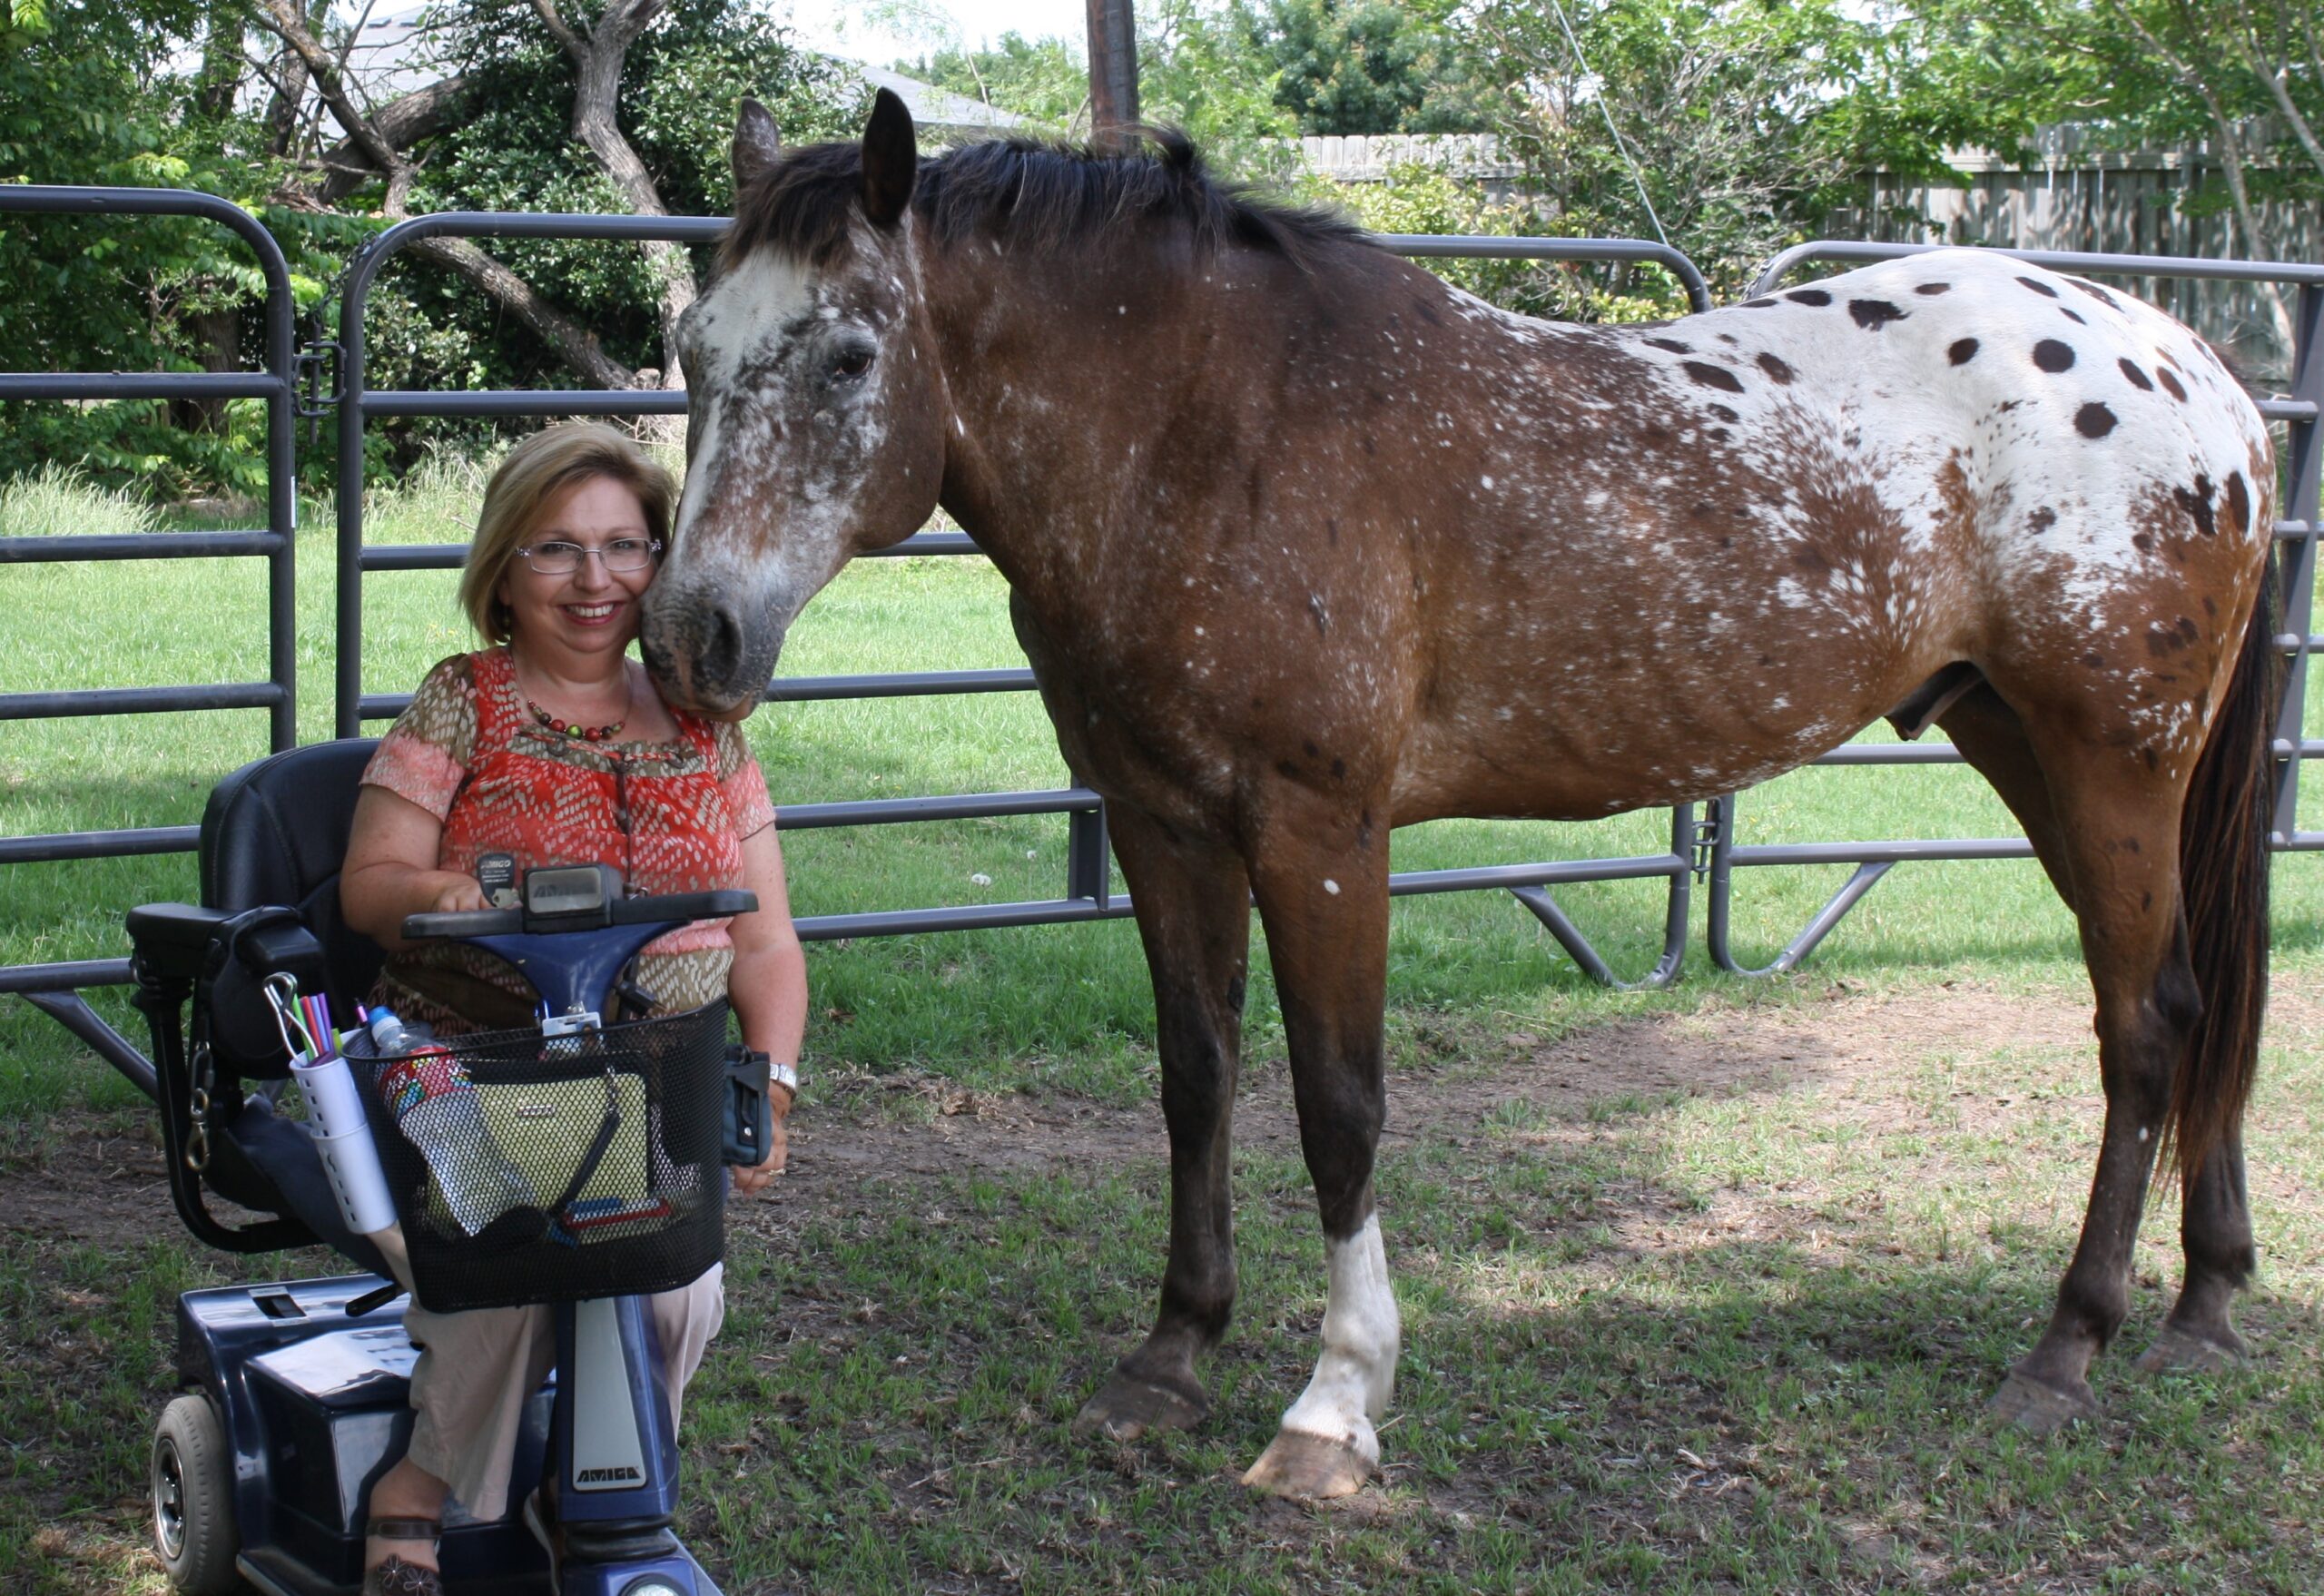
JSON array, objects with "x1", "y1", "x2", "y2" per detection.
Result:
[{"x1": 371, "y1": 1009, "x2": 534, "y2": 1236}]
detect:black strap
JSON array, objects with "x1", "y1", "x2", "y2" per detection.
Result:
[{"x1": 547, "y1": 1068, "x2": 625, "y2": 1219}]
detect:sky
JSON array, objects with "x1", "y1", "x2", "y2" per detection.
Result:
[{"x1": 780, "y1": 0, "x2": 1091, "y2": 68}]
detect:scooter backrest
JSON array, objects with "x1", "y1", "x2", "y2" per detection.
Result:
[{"x1": 201, "y1": 739, "x2": 385, "y2": 1020}]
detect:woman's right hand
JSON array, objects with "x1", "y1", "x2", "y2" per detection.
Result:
[{"x1": 428, "y1": 877, "x2": 490, "y2": 914}]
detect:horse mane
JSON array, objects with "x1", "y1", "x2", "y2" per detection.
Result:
[{"x1": 720, "y1": 127, "x2": 1374, "y2": 272}]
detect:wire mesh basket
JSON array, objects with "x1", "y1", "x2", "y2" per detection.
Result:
[{"x1": 352, "y1": 1000, "x2": 730, "y2": 1313}]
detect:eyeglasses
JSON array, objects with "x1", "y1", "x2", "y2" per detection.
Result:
[{"x1": 516, "y1": 537, "x2": 664, "y2": 576}]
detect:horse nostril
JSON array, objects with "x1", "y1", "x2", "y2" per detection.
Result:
[{"x1": 701, "y1": 599, "x2": 746, "y2": 690}]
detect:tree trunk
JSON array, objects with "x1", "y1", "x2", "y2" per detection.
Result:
[
  {"x1": 253, "y1": 0, "x2": 642, "y2": 389},
  {"x1": 532, "y1": 0, "x2": 694, "y2": 401}
]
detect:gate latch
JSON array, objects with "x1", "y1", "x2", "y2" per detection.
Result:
[
  {"x1": 1689, "y1": 799, "x2": 1726, "y2": 883},
  {"x1": 293, "y1": 340, "x2": 344, "y2": 445}
]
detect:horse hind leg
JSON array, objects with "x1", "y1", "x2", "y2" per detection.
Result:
[
  {"x1": 1071, "y1": 805, "x2": 1253, "y2": 1442},
  {"x1": 1938, "y1": 686, "x2": 2198, "y2": 1431}
]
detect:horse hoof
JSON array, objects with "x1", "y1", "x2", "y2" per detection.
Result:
[
  {"x1": 1240, "y1": 1430, "x2": 1374, "y2": 1499},
  {"x1": 2136, "y1": 1324, "x2": 2246, "y2": 1374},
  {"x1": 1070, "y1": 1372, "x2": 1208, "y2": 1442},
  {"x1": 1987, "y1": 1370, "x2": 2098, "y2": 1434}
]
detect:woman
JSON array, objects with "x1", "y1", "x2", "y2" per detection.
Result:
[{"x1": 340, "y1": 423, "x2": 805, "y2": 1595}]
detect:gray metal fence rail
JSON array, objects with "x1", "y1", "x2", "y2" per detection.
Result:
[
  {"x1": 1703, "y1": 241, "x2": 2324, "y2": 974},
  {"x1": 330, "y1": 214, "x2": 1710, "y2": 975},
  {"x1": 0, "y1": 188, "x2": 300, "y2": 1078},
  {"x1": 5, "y1": 196, "x2": 2315, "y2": 1070}
]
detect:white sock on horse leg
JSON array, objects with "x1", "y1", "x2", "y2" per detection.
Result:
[{"x1": 1276, "y1": 1212, "x2": 1399, "y2": 1462}]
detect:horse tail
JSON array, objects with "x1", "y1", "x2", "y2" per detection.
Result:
[{"x1": 2166, "y1": 552, "x2": 2281, "y2": 1187}]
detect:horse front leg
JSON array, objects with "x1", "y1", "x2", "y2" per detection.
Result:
[
  {"x1": 1072, "y1": 804, "x2": 1253, "y2": 1440},
  {"x1": 1238, "y1": 797, "x2": 1396, "y2": 1498}
]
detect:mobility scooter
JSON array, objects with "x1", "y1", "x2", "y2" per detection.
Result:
[{"x1": 125, "y1": 739, "x2": 773, "y2": 1595}]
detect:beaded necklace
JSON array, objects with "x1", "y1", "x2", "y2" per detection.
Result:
[{"x1": 520, "y1": 667, "x2": 632, "y2": 744}]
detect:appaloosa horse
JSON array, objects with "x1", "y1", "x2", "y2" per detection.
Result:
[{"x1": 643, "y1": 91, "x2": 2281, "y2": 1495}]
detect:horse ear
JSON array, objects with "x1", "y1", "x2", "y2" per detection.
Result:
[
  {"x1": 860, "y1": 87, "x2": 918, "y2": 230},
  {"x1": 733, "y1": 98, "x2": 783, "y2": 194}
]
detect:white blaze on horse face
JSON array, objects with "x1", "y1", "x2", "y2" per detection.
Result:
[
  {"x1": 1275, "y1": 1214, "x2": 1399, "y2": 1463},
  {"x1": 674, "y1": 250, "x2": 883, "y2": 603}
]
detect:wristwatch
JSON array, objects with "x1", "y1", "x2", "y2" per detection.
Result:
[{"x1": 768, "y1": 1059, "x2": 799, "y2": 1098}]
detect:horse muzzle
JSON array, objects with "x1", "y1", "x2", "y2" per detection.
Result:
[{"x1": 641, "y1": 573, "x2": 789, "y2": 720}]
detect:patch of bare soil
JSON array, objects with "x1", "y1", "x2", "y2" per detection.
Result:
[{"x1": 15, "y1": 980, "x2": 2320, "y2": 1249}]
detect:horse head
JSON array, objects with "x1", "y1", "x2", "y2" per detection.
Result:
[{"x1": 643, "y1": 89, "x2": 946, "y2": 717}]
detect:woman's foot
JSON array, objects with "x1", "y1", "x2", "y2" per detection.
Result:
[
  {"x1": 364, "y1": 1456, "x2": 448, "y2": 1586},
  {"x1": 362, "y1": 1552, "x2": 444, "y2": 1596}
]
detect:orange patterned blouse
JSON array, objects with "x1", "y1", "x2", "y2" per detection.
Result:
[{"x1": 359, "y1": 647, "x2": 775, "y2": 1033}]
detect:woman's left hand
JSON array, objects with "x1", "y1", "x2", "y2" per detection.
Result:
[{"x1": 730, "y1": 1086, "x2": 793, "y2": 1197}]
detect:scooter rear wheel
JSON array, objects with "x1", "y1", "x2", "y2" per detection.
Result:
[{"x1": 153, "y1": 1393, "x2": 239, "y2": 1594}]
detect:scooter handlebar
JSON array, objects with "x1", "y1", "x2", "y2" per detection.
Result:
[{"x1": 401, "y1": 889, "x2": 758, "y2": 942}]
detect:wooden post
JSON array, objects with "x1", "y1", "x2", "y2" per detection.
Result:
[{"x1": 1086, "y1": 0, "x2": 1139, "y2": 152}]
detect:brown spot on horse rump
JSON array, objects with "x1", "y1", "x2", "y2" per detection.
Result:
[
  {"x1": 2059, "y1": 307, "x2": 2086, "y2": 324},
  {"x1": 1743, "y1": 297, "x2": 1777, "y2": 308},
  {"x1": 1707, "y1": 403, "x2": 1739, "y2": 422},
  {"x1": 1786, "y1": 289, "x2": 1833, "y2": 306},
  {"x1": 2142, "y1": 890, "x2": 2153, "y2": 911},
  {"x1": 1792, "y1": 545, "x2": 1833, "y2": 576},
  {"x1": 2173, "y1": 474, "x2": 2216, "y2": 537},
  {"x1": 2158, "y1": 367, "x2": 2188, "y2": 400},
  {"x1": 2225, "y1": 471, "x2": 2251, "y2": 537},
  {"x1": 1849, "y1": 299, "x2": 1906, "y2": 330},
  {"x1": 1324, "y1": 516, "x2": 1338, "y2": 546},
  {"x1": 1330, "y1": 757, "x2": 1346, "y2": 780},
  {"x1": 1276, "y1": 760, "x2": 1302, "y2": 780},
  {"x1": 1949, "y1": 338, "x2": 1979, "y2": 365},
  {"x1": 1302, "y1": 740, "x2": 1321, "y2": 759},
  {"x1": 1683, "y1": 360, "x2": 1745, "y2": 393},
  {"x1": 2178, "y1": 616, "x2": 2199, "y2": 642},
  {"x1": 1360, "y1": 436, "x2": 1376, "y2": 456},
  {"x1": 2145, "y1": 622, "x2": 2191, "y2": 656},
  {"x1": 2082, "y1": 651, "x2": 2105, "y2": 668},
  {"x1": 1757, "y1": 351, "x2": 1795, "y2": 383},
  {"x1": 1915, "y1": 281, "x2": 1951, "y2": 295},
  {"x1": 2132, "y1": 532, "x2": 2155, "y2": 552},
  {"x1": 1644, "y1": 336, "x2": 1692, "y2": 353},
  {"x1": 2074, "y1": 402, "x2": 2117, "y2": 438},
  {"x1": 2033, "y1": 339, "x2": 2076, "y2": 372},
  {"x1": 1413, "y1": 297, "x2": 1442, "y2": 325},
  {"x1": 2072, "y1": 278, "x2": 2122, "y2": 309},
  {"x1": 2028, "y1": 507, "x2": 2057, "y2": 533},
  {"x1": 2143, "y1": 747, "x2": 2160, "y2": 772},
  {"x1": 2118, "y1": 358, "x2": 2153, "y2": 390},
  {"x1": 2017, "y1": 275, "x2": 2061, "y2": 298},
  {"x1": 2203, "y1": 595, "x2": 2218, "y2": 616}
]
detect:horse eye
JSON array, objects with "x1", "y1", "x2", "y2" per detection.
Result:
[{"x1": 831, "y1": 347, "x2": 875, "y2": 380}]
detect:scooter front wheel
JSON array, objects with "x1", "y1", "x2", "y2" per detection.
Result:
[{"x1": 153, "y1": 1393, "x2": 239, "y2": 1594}]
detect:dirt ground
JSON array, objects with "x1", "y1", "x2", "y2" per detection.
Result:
[{"x1": 17, "y1": 979, "x2": 2319, "y2": 1249}]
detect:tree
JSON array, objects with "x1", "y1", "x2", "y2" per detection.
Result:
[
  {"x1": 1472, "y1": 0, "x2": 2008, "y2": 304},
  {"x1": 1256, "y1": 0, "x2": 1490, "y2": 134},
  {"x1": 0, "y1": 0, "x2": 866, "y2": 488}
]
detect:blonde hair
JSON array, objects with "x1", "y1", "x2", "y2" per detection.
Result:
[{"x1": 458, "y1": 423, "x2": 678, "y2": 643}]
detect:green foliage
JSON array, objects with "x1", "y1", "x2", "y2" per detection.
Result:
[
  {"x1": 1472, "y1": 0, "x2": 2008, "y2": 304},
  {"x1": 0, "y1": 0, "x2": 865, "y2": 495},
  {"x1": 1255, "y1": 0, "x2": 1490, "y2": 134},
  {"x1": 1301, "y1": 161, "x2": 1680, "y2": 323},
  {"x1": 894, "y1": 32, "x2": 1088, "y2": 132}
]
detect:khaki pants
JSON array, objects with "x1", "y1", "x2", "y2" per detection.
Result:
[{"x1": 371, "y1": 1227, "x2": 724, "y2": 1522}]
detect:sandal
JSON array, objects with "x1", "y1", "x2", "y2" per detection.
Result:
[{"x1": 363, "y1": 1517, "x2": 443, "y2": 1596}]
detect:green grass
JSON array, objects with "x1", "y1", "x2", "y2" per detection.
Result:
[{"x1": 4, "y1": 467, "x2": 2324, "y2": 1591}]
